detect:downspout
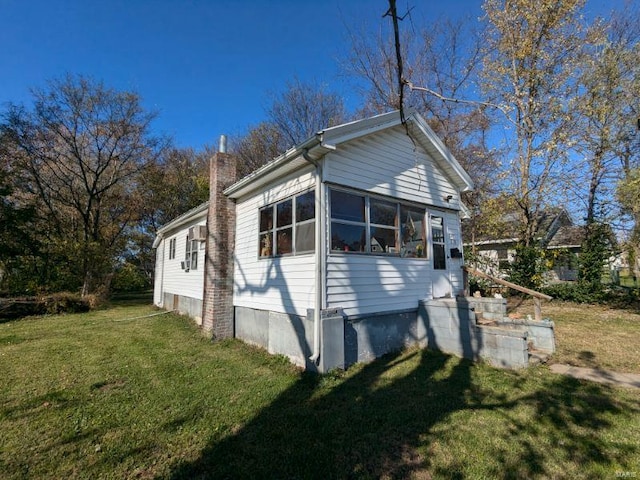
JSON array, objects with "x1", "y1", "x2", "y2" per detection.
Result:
[{"x1": 302, "y1": 148, "x2": 323, "y2": 366}]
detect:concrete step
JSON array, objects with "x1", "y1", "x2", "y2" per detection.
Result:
[{"x1": 529, "y1": 349, "x2": 551, "y2": 366}]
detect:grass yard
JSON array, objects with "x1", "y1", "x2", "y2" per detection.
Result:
[
  {"x1": 1, "y1": 301, "x2": 639, "y2": 479},
  {"x1": 509, "y1": 298, "x2": 640, "y2": 374}
]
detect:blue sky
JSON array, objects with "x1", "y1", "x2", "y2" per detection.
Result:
[{"x1": 0, "y1": 0, "x2": 621, "y2": 150}]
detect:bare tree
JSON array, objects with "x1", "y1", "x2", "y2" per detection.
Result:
[
  {"x1": 572, "y1": 6, "x2": 640, "y2": 227},
  {"x1": 346, "y1": 9, "x2": 500, "y2": 245},
  {"x1": 234, "y1": 79, "x2": 348, "y2": 178},
  {"x1": 234, "y1": 122, "x2": 285, "y2": 178},
  {"x1": 481, "y1": 0, "x2": 587, "y2": 245},
  {"x1": 266, "y1": 77, "x2": 347, "y2": 148},
  {"x1": 2, "y1": 75, "x2": 166, "y2": 295}
]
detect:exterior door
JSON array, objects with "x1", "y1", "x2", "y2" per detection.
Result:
[{"x1": 431, "y1": 215, "x2": 451, "y2": 298}]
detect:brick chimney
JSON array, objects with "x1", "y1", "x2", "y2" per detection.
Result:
[{"x1": 202, "y1": 141, "x2": 236, "y2": 339}]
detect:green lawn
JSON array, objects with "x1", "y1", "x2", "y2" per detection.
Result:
[
  {"x1": 1, "y1": 302, "x2": 639, "y2": 479},
  {"x1": 509, "y1": 298, "x2": 640, "y2": 374}
]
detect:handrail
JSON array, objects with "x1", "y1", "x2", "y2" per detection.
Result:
[{"x1": 463, "y1": 266, "x2": 552, "y2": 321}]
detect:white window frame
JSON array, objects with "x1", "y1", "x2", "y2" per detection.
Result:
[
  {"x1": 329, "y1": 187, "x2": 428, "y2": 259},
  {"x1": 168, "y1": 238, "x2": 176, "y2": 260},
  {"x1": 258, "y1": 189, "x2": 316, "y2": 259}
]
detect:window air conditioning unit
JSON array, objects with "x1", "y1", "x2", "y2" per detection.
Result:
[
  {"x1": 188, "y1": 225, "x2": 207, "y2": 242},
  {"x1": 181, "y1": 260, "x2": 191, "y2": 271}
]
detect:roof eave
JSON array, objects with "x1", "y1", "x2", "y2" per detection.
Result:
[
  {"x1": 224, "y1": 135, "x2": 334, "y2": 199},
  {"x1": 152, "y1": 201, "x2": 209, "y2": 248}
]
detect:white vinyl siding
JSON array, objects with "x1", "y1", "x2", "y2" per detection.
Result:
[
  {"x1": 160, "y1": 216, "x2": 207, "y2": 301},
  {"x1": 325, "y1": 255, "x2": 432, "y2": 316},
  {"x1": 234, "y1": 167, "x2": 316, "y2": 316},
  {"x1": 323, "y1": 126, "x2": 459, "y2": 210}
]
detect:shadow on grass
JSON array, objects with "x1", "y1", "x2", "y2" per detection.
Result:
[{"x1": 164, "y1": 349, "x2": 639, "y2": 479}]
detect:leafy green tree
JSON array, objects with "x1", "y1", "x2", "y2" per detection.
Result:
[
  {"x1": 507, "y1": 243, "x2": 547, "y2": 290},
  {"x1": 578, "y1": 223, "x2": 614, "y2": 295}
]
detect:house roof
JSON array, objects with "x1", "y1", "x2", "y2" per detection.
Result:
[
  {"x1": 547, "y1": 225, "x2": 585, "y2": 248},
  {"x1": 152, "y1": 110, "x2": 475, "y2": 250},
  {"x1": 224, "y1": 109, "x2": 474, "y2": 200},
  {"x1": 464, "y1": 207, "x2": 584, "y2": 248},
  {"x1": 151, "y1": 201, "x2": 209, "y2": 248}
]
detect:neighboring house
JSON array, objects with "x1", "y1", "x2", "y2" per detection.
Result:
[
  {"x1": 464, "y1": 208, "x2": 584, "y2": 282},
  {"x1": 154, "y1": 110, "x2": 477, "y2": 371}
]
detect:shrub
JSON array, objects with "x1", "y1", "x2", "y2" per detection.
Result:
[
  {"x1": 0, "y1": 292, "x2": 91, "y2": 320},
  {"x1": 541, "y1": 283, "x2": 598, "y2": 303},
  {"x1": 111, "y1": 262, "x2": 150, "y2": 292},
  {"x1": 507, "y1": 244, "x2": 547, "y2": 290},
  {"x1": 42, "y1": 292, "x2": 91, "y2": 314}
]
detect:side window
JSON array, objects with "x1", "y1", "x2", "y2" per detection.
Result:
[
  {"x1": 330, "y1": 190, "x2": 366, "y2": 252},
  {"x1": 259, "y1": 206, "x2": 274, "y2": 258},
  {"x1": 190, "y1": 239, "x2": 198, "y2": 269},
  {"x1": 185, "y1": 236, "x2": 198, "y2": 270},
  {"x1": 276, "y1": 199, "x2": 293, "y2": 255},
  {"x1": 169, "y1": 238, "x2": 176, "y2": 260},
  {"x1": 259, "y1": 190, "x2": 316, "y2": 258},
  {"x1": 369, "y1": 198, "x2": 398, "y2": 253},
  {"x1": 295, "y1": 191, "x2": 315, "y2": 253}
]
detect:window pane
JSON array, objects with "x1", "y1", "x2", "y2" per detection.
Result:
[
  {"x1": 401, "y1": 207, "x2": 426, "y2": 258},
  {"x1": 259, "y1": 233, "x2": 273, "y2": 257},
  {"x1": 296, "y1": 191, "x2": 315, "y2": 222},
  {"x1": 276, "y1": 227, "x2": 292, "y2": 255},
  {"x1": 370, "y1": 226, "x2": 397, "y2": 253},
  {"x1": 434, "y1": 244, "x2": 446, "y2": 270},
  {"x1": 431, "y1": 216, "x2": 445, "y2": 243},
  {"x1": 370, "y1": 198, "x2": 396, "y2": 226},
  {"x1": 331, "y1": 190, "x2": 365, "y2": 222},
  {"x1": 295, "y1": 222, "x2": 315, "y2": 253},
  {"x1": 191, "y1": 250, "x2": 198, "y2": 270},
  {"x1": 277, "y1": 200, "x2": 293, "y2": 227},
  {"x1": 260, "y1": 207, "x2": 273, "y2": 232},
  {"x1": 331, "y1": 222, "x2": 366, "y2": 252}
]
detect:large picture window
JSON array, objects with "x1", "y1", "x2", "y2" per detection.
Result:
[
  {"x1": 259, "y1": 190, "x2": 315, "y2": 258},
  {"x1": 330, "y1": 188, "x2": 427, "y2": 258}
]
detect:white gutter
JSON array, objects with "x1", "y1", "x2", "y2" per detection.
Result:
[{"x1": 302, "y1": 148, "x2": 324, "y2": 366}]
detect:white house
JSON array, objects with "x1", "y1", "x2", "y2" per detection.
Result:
[
  {"x1": 154, "y1": 110, "x2": 480, "y2": 371},
  {"x1": 152, "y1": 202, "x2": 209, "y2": 324}
]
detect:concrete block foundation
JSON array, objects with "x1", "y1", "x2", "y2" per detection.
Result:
[
  {"x1": 162, "y1": 293, "x2": 203, "y2": 325},
  {"x1": 231, "y1": 297, "x2": 556, "y2": 372}
]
